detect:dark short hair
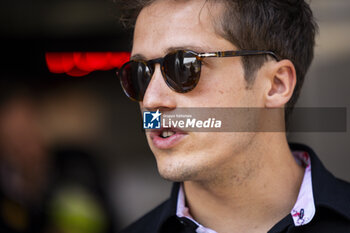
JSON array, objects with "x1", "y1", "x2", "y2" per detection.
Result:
[{"x1": 118, "y1": 0, "x2": 318, "y2": 123}]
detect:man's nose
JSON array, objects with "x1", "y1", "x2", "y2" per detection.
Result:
[{"x1": 141, "y1": 64, "x2": 177, "y2": 111}]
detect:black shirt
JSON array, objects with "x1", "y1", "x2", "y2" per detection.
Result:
[{"x1": 120, "y1": 143, "x2": 350, "y2": 233}]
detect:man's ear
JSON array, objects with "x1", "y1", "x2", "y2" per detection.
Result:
[{"x1": 265, "y1": 60, "x2": 297, "y2": 108}]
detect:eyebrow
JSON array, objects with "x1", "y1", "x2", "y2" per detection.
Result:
[
  {"x1": 165, "y1": 45, "x2": 209, "y2": 54},
  {"x1": 130, "y1": 45, "x2": 212, "y2": 61},
  {"x1": 130, "y1": 53, "x2": 147, "y2": 61}
]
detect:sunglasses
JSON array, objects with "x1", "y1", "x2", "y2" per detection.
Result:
[{"x1": 117, "y1": 50, "x2": 278, "y2": 101}]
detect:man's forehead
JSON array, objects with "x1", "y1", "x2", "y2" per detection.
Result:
[
  {"x1": 132, "y1": 0, "x2": 227, "y2": 58},
  {"x1": 136, "y1": 0, "x2": 224, "y2": 28}
]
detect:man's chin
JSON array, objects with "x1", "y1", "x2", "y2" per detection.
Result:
[{"x1": 156, "y1": 162, "x2": 200, "y2": 182}]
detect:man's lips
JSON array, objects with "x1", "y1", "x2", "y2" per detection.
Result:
[{"x1": 149, "y1": 127, "x2": 187, "y2": 149}]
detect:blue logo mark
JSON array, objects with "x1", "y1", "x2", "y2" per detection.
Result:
[{"x1": 143, "y1": 110, "x2": 162, "y2": 129}]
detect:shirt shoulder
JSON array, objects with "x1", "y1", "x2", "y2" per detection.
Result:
[
  {"x1": 334, "y1": 177, "x2": 350, "y2": 193},
  {"x1": 119, "y1": 199, "x2": 171, "y2": 233},
  {"x1": 331, "y1": 177, "x2": 350, "y2": 216}
]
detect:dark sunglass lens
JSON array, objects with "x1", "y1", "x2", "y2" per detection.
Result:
[
  {"x1": 119, "y1": 61, "x2": 152, "y2": 101},
  {"x1": 163, "y1": 51, "x2": 201, "y2": 93}
]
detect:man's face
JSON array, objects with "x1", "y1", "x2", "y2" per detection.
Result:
[{"x1": 132, "y1": 0, "x2": 268, "y2": 182}]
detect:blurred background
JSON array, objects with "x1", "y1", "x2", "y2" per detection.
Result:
[{"x1": 0, "y1": 0, "x2": 349, "y2": 232}]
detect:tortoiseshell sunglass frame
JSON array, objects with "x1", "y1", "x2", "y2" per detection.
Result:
[{"x1": 118, "y1": 49, "x2": 279, "y2": 101}]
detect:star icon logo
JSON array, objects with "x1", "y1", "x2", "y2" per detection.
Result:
[
  {"x1": 143, "y1": 110, "x2": 162, "y2": 129},
  {"x1": 150, "y1": 109, "x2": 162, "y2": 122}
]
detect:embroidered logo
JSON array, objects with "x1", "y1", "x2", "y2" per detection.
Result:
[{"x1": 292, "y1": 208, "x2": 306, "y2": 225}]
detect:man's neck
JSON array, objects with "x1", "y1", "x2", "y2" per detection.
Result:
[{"x1": 183, "y1": 134, "x2": 305, "y2": 233}]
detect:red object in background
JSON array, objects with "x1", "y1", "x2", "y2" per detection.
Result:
[{"x1": 45, "y1": 52, "x2": 130, "y2": 77}]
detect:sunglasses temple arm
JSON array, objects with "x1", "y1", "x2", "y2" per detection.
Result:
[
  {"x1": 234, "y1": 51, "x2": 280, "y2": 61},
  {"x1": 198, "y1": 51, "x2": 279, "y2": 61}
]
